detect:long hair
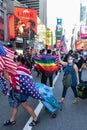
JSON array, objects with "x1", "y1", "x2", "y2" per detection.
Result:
[{"x1": 16, "y1": 55, "x2": 31, "y2": 68}]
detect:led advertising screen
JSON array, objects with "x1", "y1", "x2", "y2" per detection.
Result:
[
  {"x1": 56, "y1": 40, "x2": 61, "y2": 48},
  {"x1": 9, "y1": 15, "x2": 15, "y2": 40},
  {"x1": 57, "y1": 18, "x2": 62, "y2": 26},
  {"x1": 76, "y1": 40, "x2": 87, "y2": 50},
  {"x1": 14, "y1": 7, "x2": 37, "y2": 40},
  {"x1": 46, "y1": 29, "x2": 52, "y2": 46},
  {"x1": 0, "y1": 10, "x2": 4, "y2": 40},
  {"x1": 80, "y1": 25, "x2": 87, "y2": 39}
]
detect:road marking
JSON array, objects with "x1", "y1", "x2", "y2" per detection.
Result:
[
  {"x1": 23, "y1": 72, "x2": 60, "y2": 130},
  {"x1": 53, "y1": 72, "x2": 60, "y2": 87},
  {"x1": 23, "y1": 102, "x2": 43, "y2": 130}
]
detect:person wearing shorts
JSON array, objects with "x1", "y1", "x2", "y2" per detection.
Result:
[
  {"x1": 3, "y1": 55, "x2": 40, "y2": 127},
  {"x1": 4, "y1": 87, "x2": 39, "y2": 126}
]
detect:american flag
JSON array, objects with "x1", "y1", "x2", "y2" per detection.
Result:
[
  {"x1": 0, "y1": 43, "x2": 17, "y2": 95},
  {"x1": 10, "y1": 65, "x2": 32, "y2": 92},
  {"x1": 0, "y1": 44, "x2": 42, "y2": 101},
  {"x1": 60, "y1": 41, "x2": 68, "y2": 53},
  {"x1": 0, "y1": 43, "x2": 17, "y2": 74},
  {"x1": 3, "y1": 46, "x2": 17, "y2": 74},
  {"x1": 19, "y1": 75, "x2": 43, "y2": 101},
  {"x1": 15, "y1": 65, "x2": 43, "y2": 101},
  {"x1": 0, "y1": 43, "x2": 6, "y2": 57},
  {"x1": 4, "y1": 46, "x2": 14, "y2": 58},
  {"x1": 0, "y1": 76, "x2": 8, "y2": 95},
  {"x1": 55, "y1": 54, "x2": 62, "y2": 68},
  {"x1": 0, "y1": 55, "x2": 5, "y2": 72}
]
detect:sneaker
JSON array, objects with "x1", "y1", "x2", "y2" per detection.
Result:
[
  {"x1": 73, "y1": 98, "x2": 78, "y2": 104},
  {"x1": 59, "y1": 98, "x2": 64, "y2": 103}
]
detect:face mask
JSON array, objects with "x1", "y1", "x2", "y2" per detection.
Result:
[{"x1": 68, "y1": 59, "x2": 73, "y2": 64}]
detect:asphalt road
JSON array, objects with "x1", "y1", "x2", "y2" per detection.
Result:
[{"x1": 1, "y1": 69, "x2": 87, "y2": 130}]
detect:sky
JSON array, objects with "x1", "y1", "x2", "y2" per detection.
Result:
[{"x1": 47, "y1": 0, "x2": 80, "y2": 39}]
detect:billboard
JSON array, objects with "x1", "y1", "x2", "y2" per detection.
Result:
[
  {"x1": 56, "y1": 18, "x2": 62, "y2": 42},
  {"x1": 76, "y1": 40, "x2": 87, "y2": 50},
  {"x1": 56, "y1": 40, "x2": 61, "y2": 48},
  {"x1": 56, "y1": 30, "x2": 62, "y2": 40},
  {"x1": 14, "y1": 7, "x2": 37, "y2": 40},
  {"x1": 57, "y1": 18, "x2": 62, "y2": 26},
  {"x1": 80, "y1": 25, "x2": 87, "y2": 38},
  {"x1": 46, "y1": 29, "x2": 52, "y2": 46},
  {"x1": 9, "y1": 15, "x2": 15, "y2": 40},
  {"x1": 0, "y1": 10, "x2": 4, "y2": 40}
]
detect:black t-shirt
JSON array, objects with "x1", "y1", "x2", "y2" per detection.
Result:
[{"x1": 75, "y1": 56, "x2": 84, "y2": 69}]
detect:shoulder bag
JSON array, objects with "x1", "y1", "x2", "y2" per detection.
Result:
[{"x1": 62, "y1": 65, "x2": 73, "y2": 88}]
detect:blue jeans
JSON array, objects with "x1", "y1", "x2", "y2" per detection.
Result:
[{"x1": 62, "y1": 85, "x2": 78, "y2": 98}]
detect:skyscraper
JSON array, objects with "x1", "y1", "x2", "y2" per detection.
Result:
[
  {"x1": 80, "y1": 0, "x2": 87, "y2": 22},
  {"x1": 17, "y1": 0, "x2": 47, "y2": 26},
  {"x1": 80, "y1": 0, "x2": 87, "y2": 39},
  {"x1": 17, "y1": 0, "x2": 39, "y2": 15}
]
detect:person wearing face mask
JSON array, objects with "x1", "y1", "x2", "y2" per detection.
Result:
[{"x1": 58, "y1": 53, "x2": 79, "y2": 103}]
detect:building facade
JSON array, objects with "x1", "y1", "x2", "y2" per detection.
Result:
[
  {"x1": 17, "y1": 0, "x2": 47, "y2": 26},
  {"x1": 80, "y1": 0, "x2": 87, "y2": 22},
  {"x1": 0, "y1": 0, "x2": 47, "y2": 52},
  {"x1": 0, "y1": 0, "x2": 23, "y2": 43},
  {"x1": 0, "y1": 0, "x2": 8, "y2": 43}
]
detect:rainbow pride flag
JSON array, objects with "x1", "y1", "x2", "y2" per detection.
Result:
[{"x1": 34, "y1": 55, "x2": 60, "y2": 74}]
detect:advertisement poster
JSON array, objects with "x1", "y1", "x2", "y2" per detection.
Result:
[
  {"x1": 9, "y1": 15, "x2": 15, "y2": 40},
  {"x1": 80, "y1": 25, "x2": 87, "y2": 39},
  {"x1": 76, "y1": 40, "x2": 87, "y2": 50},
  {"x1": 46, "y1": 29, "x2": 52, "y2": 46},
  {"x1": 14, "y1": 7, "x2": 37, "y2": 40},
  {"x1": 0, "y1": 10, "x2": 4, "y2": 40},
  {"x1": 56, "y1": 40, "x2": 61, "y2": 48}
]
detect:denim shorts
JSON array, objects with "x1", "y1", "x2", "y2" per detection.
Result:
[
  {"x1": 8, "y1": 89, "x2": 21, "y2": 108},
  {"x1": 8, "y1": 89, "x2": 29, "y2": 108},
  {"x1": 20, "y1": 93, "x2": 29, "y2": 103}
]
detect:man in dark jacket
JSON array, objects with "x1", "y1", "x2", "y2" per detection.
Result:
[{"x1": 75, "y1": 51, "x2": 85, "y2": 83}]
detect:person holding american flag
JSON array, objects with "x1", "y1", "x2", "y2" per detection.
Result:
[
  {"x1": 4, "y1": 55, "x2": 43, "y2": 126},
  {"x1": 0, "y1": 43, "x2": 60, "y2": 126},
  {"x1": 0, "y1": 44, "x2": 42, "y2": 126}
]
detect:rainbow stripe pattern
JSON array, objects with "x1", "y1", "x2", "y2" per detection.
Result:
[{"x1": 34, "y1": 55, "x2": 60, "y2": 74}]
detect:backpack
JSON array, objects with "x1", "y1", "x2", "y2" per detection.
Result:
[{"x1": 62, "y1": 65, "x2": 73, "y2": 88}]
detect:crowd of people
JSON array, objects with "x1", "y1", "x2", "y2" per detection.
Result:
[
  {"x1": 33, "y1": 49, "x2": 87, "y2": 103},
  {"x1": 1, "y1": 44, "x2": 87, "y2": 127}
]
